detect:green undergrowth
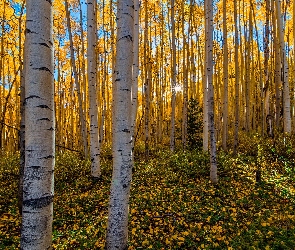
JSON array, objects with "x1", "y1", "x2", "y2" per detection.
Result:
[{"x1": 0, "y1": 137, "x2": 294, "y2": 249}]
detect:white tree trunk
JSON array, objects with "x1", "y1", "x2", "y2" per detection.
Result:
[
  {"x1": 106, "y1": 0, "x2": 133, "y2": 248},
  {"x1": 276, "y1": 0, "x2": 291, "y2": 134},
  {"x1": 170, "y1": 0, "x2": 176, "y2": 152},
  {"x1": 233, "y1": 0, "x2": 240, "y2": 155},
  {"x1": 203, "y1": 2, "x2": 209, "y2": 152},
  {"x1": 131, "y1": 0, "x2": 139, "y2": 142},
  {"x1": 87, "y1": 0, "x2": 101, "y2": 178},
  {"x1": 271, "y1": 0, "x2": 281, "y2": 128},
  {"x1": 205, "y1": 0, "x2": 218, "y2": 183},
  {"x1": 20, "y1": 0, "x2": 55, "y2": 248},
  {"x1": 222, "y1": 0, "x2": 228, "y2": 151}
]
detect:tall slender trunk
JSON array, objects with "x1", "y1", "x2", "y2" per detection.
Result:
[
  {"x1": 106, "y1": 0, "x2": 133, "y2": 248},
  {"x1": 131, "y1": 0, "x2": 139, "y2": 145},
  {"x1": 272, "y1": 0, "x2": 282, "y2": 129},
  {"x1": 233, "y1": 0, "x2": 240, "y2": 155},
  {"x1": 65, "y1": 0, "x2": 89, "y2": 157},
  {"x1": 143, "y1": 0, "x2": 150, "y2": 160},
  {"x1": 276, "y1": 0, "x2": 291, "y2": 134},
  {"x1": 79, "y1": 1, "x2": 88, "y2": 119},
  {"x1": 264, "y1": 0, "x2": 271, "y2": 128},
  {"x1": 170, "y1": 0, "x2": 176, "y2": 151},
  {"x1": 250, "y1": 1, "x2": 264, "y2": 134},
  {"x1": 203, "y1": 2, "x2": 209, "y2": 152},
  {"x1": 222, "y1": 0, "x2": 228, "y2": 151},
  {"x1": 17, "y1": 0, "x2": 25, "y2": 213},
  {"x1": 20, "y1": 0, "x2": 54, "y2": 248},
  {"x1": 182, "y1": 0, "x2": 190, "y2": 149},
  {"x1": 245, "y1": 11, "x2": 251, "y2": 132},
  {"x1": 87, "y1": 0, "x2": 101, "y2": 178},
  {"x1": 205, "y1": 0, "x2": 218, "y2": 183}
]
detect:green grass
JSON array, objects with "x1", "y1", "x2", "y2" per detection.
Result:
[{"x1": 0, "y1": 139, "x2": 294, "y2": 249}]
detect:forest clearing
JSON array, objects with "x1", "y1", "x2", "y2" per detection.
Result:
[{"x1": 1, "y1": 0, "x2": 295, "y2": 249}]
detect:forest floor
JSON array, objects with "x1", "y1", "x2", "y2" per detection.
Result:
[{"x1": 0, "y1": 135, "x2": 295, "y2": 249}]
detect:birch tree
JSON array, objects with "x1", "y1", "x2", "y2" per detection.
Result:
[
  {"x1": 131, "y1": 0, "x2": 139, "y2": 142},
  {"x1": 222, "y1": 0, "x2": 228, "y2": 151},
  {"x1": 106, "y1": 0, "x2": 133, "y2": 247},
  {"x1": 20, "y1": 0, "x2": 55, "y2": 248},
  {"x1": 233, "y1": 0, "x2": 240, "y2": 155},
  {"x1": 203, "y1": 2, "x2": 209, "y2": 152},
  {"x1": 205, "y1": 0, "x2": 218, "y2": 183},
  {"x1": 276, "y1": 0, "x2": 291, "y2": 134},
  {"x1": 87, "y1": 0, "x2": 101, "y2": 178},
  {"x1": 65, "y1": 0, "x2": 89, "y2": 156},
  {"x1": 170, "y1": 0, "x2": 177, "y2": 151}
]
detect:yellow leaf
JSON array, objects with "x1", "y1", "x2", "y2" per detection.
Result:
[
  {"x1": 178, "y1": 237, "x2": 185, "y2": 241},
  {"x1": 70, "y1": 239, "x2": 77, "y2": 245},
  {"x1": 142, "y1": 239, "x2": 149, "y2": 245},
  {"x1": 182, "y1": 231, "x2": 189, "y2": 236},
  {"x1": 94, "y1": 241, "x2": 102, "y2": 247}
]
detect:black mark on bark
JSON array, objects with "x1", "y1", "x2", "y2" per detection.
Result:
[
  {"x1": 30, "y1": 166, "x2": 41, "y2": 170},
  {"x1": 41, "y1": 155, "x2": 54, "y2": 159},
  {"x1": 120, "y1": 35, "x2": 133, "y2": 42},
  {"x1": 25, "y1": 28, "x2": 37, "y2": 34},
  {"x1": 36, "y1": 105, "x2": 52, "y2": 110},
  {"x1": 23, "y1": 195, "x2": 54, "y2": 209},
  {"x1": 25, "y1": 95, "x2": 40, "y2": 102},
  {"x1": 33, "y1": 67, "x2": 52, "y2": 74},
  {"x1": 39, "y1": 43, "x2": 50, "y2": 48}
]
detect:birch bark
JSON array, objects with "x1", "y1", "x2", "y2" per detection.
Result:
[
  {"x1": 87, "y1": 0, "x2": 101, "y2": 178},
  {"x1": 205, "y1": 0, "x2": 218, "y2": 183},
  {"x1": 222, "y1": 0, "x2": 228, "y2": 151},
  {"x1": 106, "y1": 0, "x2": 133, "y2": 247},
  {"x1": 276, "y1": 0, "x2": 291, "y2": 134},
  {"x1": 20, "y1": 0, "x2": 55, "y2": 248},
  {"x1": 233, "y1": 0, "x2": 240, "y2": 155},
  {"x1": 131, "y1": 0, "x2": 139, "y2": 143},
  {"x1": 170, "y1": 0, "x2": 176, "y2": 151}
]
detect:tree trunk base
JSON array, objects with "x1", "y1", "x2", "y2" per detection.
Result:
[
  {"x1": 91, "y1": 176, "x2": 101, "y2": 183},
  {"x1": 255, "y1": 170, "x2": 261, "y2": 183}
]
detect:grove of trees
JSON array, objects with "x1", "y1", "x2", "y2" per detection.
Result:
[{"x1": 0, "y1": 0, "x2": 295, "y2": 249}]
